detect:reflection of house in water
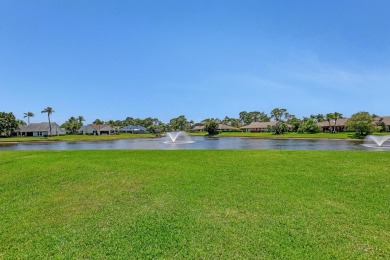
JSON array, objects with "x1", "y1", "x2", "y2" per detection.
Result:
[
  {"x1": 79, "y1": 124, "x2": 116, "y2": 135},
  {"x1": 18, "y1": 122, "x2": 66, "y2": 137}
]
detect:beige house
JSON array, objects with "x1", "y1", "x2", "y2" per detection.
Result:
[
  {"x1": 317, "y1": 118, "x2": 349, "y2": 132},
  {"x1": 190, "y1": 124, "x2": 240, "y2": 132},
  {"x1": 217, "y1": 124, "x2": 240, "y2": 132},
  {"x1": 317, "y1": 116, "x2": 390, "y2": 132},
  {"x1": 190, "y1": 125, "x2": 206, "y2": 132},
  {"x1": 240, "y1": 121, "x2": 277, "y2": 132},
  {"x1": 79, "y1": 124, "x2": 117, "y2": 135},
  {"x1": 18, "y1": 122, "x2": 66, "y2": 137},
  {"x1": 374, "y1": 116, "x2": 390, "y2": 132}
]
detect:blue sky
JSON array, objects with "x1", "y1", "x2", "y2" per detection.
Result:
[{"x1": 1, "y1": 0, "x2": 390, "y2": 124}]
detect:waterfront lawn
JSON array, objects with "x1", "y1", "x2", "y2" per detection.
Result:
[
  {"x1": 0, "y1": 150, "x2": 389, "y2": 258},
  {"x1": 0, "y1": 133, "x2": 155, "y2": 142}
]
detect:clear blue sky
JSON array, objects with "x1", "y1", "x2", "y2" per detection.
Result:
[{"x1": 1, "y1": 0, "x2": 390, "y2": 124}]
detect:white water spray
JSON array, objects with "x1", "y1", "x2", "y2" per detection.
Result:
[
  {"x1": 362, "y1": 135, "x2": 390, "y2": 148},
  {"x1": 164, "y1": 131, "x2": 195, "y2": 144}
]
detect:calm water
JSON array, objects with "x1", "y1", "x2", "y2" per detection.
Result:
[{"x1": 0, "y1": 136, "x2": 371, "y2": 150}]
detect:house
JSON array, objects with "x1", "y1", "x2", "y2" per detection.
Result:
[
  {"x1": 190, "y1": 125, "x2": 206, "y2": 132},
  {"x1": 120, "y1": 125, "x2": 148, "y2": 134},
  {"x1": 374, "y1": 116, "x2": 390, "y2": 132},
  {"x1": 79, "y1": 124, "x2": 116, "y2": 135},
  {"x1": 317, "y1": 118, "x2": 349, "y2": 132},
  {"x1": 240, "y1": 121, "x2": 278, "y2": 132},
  {"x1": 383, "y1": 117, "x2": 390, "y2": 131},
  {"x1": 18, "y1": 122, "x2": 66, "y2": 137},
  {"x1": 217, "y1": 124, "x2": 240, "y2": 132},
  {"x1": 190, "y1": 124, "x2": 240, "y2": 132}
]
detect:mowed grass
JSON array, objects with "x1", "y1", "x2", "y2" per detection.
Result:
[
  {"x1": 0, "y1": 133, "x2": 155, "y2": 142},
  {"x1": 0, "y1": 150, "x2": 389, "y2": 258}
]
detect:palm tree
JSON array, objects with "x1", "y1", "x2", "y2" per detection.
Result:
[
  {"x1": 23, "y1": 112, "x2": 34, "y2": 125},
  {"x1": 78, "y1": 116, "x2": 85, "y2": 125},
  {"x1": 41, "y1": 107, "x2": 54, "y2": 136},
  {"x1": 325, "y1": 113, "x2": 334, "y2": 133},
  {"x1": 332, "y1": 112, "x2": 343, "y2": 133}
]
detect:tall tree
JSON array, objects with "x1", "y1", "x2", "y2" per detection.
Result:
[
  {"x1": 221, "y1": 116, "x2": 241, "y2": 128},
  {"x1": 78, "y1": 116, "x2": 85, "y2": 126},
  {"x1": 41, "y1": 107, "x2": 54, "y2": 136},
  {"x1": 299, "y1": 118, "x2": 321, "y2": 134},
  {"x1": 23, "y1": 112, "x2": 34, "y2": 125},
  {"x1": 62, "y1": 116, "x2": 87, "y2": 134},
  {"x1": 270, "y1": 108, "x2": 289, "y2": 134},
  {"x1": 239, "y1": 111, "x2": 269, "y2": 125},
  {"x1": 310, "y1": 114, "x2": 325, "y2": 122},
  {"x1": 168, "y1": 115, "x2": 191, "y2": 131},
  {"x1": 270, "y1": 108, "x2": 288, "y2": 122},
  {"x1": 0, "y1": 112, "x2": 18, "y2": 137},
  {"x1": 204, "y1": 119, "x2": 219, "y2": 135},
  {"x1": 345, "y1": 111, "x2": 374, "y2": 136},
  {"x1": 325, "y1": 112, "x2": 343, "y2": 133},
  {"x1": 325, "y1": 113, "x2": 334, "y2": 132},
  {"x1": 332, "y1": 112, "x2": 343, "y2": 133},
  {"x1": 17, "y1": 119, "x2": 27, "y2": 127},
  {"x1": 93, "y1": 119, "x2": 104, "y2": 125},
  {"x1": 287, "y1": 115, "x2": 302, "y2": 132}
]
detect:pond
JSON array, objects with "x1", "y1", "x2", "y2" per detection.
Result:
[{"x1": 0, "y1": 136, "x2": 374, "y2": 150}]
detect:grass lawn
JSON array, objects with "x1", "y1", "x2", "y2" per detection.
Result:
[
  {"x1": 0, "y1": 150, "x2": 389, "y2": 258},
  {"x1": 0, "y1": 133, "x2": 155, "y2": 142}
]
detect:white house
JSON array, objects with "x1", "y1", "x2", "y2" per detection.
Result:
[
  {"x1": 18, "y1": 122, "x2": 66, "y2": 137},
  {"x1": 79, "y1": 124, "x2": 116, "y2": 135},
  {"x1": 240, "y1": 121, "x2": 278, "y2": 132}
]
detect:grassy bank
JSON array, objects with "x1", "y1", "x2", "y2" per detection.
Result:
[
  {"x1": 0, "y1": 150, "x2": 389, "y2": 258},
  {"x1": 0, "y1": 133, "x2": 155, "y2": 142}
]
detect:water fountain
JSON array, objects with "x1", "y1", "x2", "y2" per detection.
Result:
[
  {"x1": 362, "y1": 135, "x2": 390, "y2": 149},
  {"x1": 164, "y1": 131, "x2": 195, "y2": 144}
]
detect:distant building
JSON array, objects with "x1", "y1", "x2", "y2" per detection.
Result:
[
  {"x1": 190, "y1": 125, "x2": 205, "y2": 132},
  {"x1": 190, "y1": 124, "x2": 240, "y2": 132},
  {"x1": 120, "y1": 125, "x2": 148, "y2": 134},
  {"x1": 240, "y1": 121, "x2": 278, "y2": 132},
  {"x1": 217, "y1": 124, "x2": 240, "y2": 132},
  {"x1": 316, "y1": 118, "x2": 349, "y2": 132},
  {"x1": 79, "y1": 124, "x2": 116, "y2": 135},
  {"x1": 18, "y1": 122, "x2": 66, "y2": 137},
  {"x1": 373, "y1": 116, "x2": 390, "y2": 132}
]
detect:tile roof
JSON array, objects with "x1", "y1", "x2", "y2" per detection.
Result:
[
  {"x1": 317, "y1": 118, "x2": 349, "y2": 127},
  {"x1": 240, "y1": 121, "x2": 277, "y2": 129},
  {"x1": 19, "y1": 122, "x2": 59, "y2": 132}
]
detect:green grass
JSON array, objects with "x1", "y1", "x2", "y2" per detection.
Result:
[
  {"x1": 0, "y1": 133, "x2": 155, "y2": 142},
  {"x1": 0, "y1": 150, "x2": 389, "y2": 258}
]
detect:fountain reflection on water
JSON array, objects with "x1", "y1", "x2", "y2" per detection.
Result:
[
  {"x1": 362, "y1": 135, "x2": 390, "y2": 149},
  {"x1": 164, "y1": 131, "x2": 195, "y2": 144}
]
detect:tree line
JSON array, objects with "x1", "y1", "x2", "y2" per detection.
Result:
[{"x1": 0, "y1": 107, "x2": 388, "y2": 137}]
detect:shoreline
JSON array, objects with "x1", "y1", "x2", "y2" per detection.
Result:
[{"x1": 0, "y1": 134, "x2": 365, "y2": 144}]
